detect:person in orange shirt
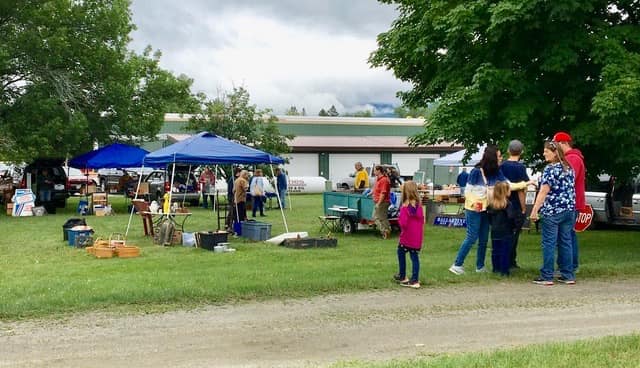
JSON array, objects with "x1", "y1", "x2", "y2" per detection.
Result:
[{"x1": 372, "y1": 165, "x2": 391, "y2": 239}]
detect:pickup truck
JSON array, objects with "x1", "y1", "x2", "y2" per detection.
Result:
[{"x1": 585, "y1": 174, "x2": 640, "y2": 228}]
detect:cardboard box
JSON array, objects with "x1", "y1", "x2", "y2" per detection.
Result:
[
  {"x1": 94, "y1": 205, "x2": 106, "y2": 216},
  {"x1": 620, "y1": 207, "x2": 633, "y2": 218},
  {"x1": 137, "y1": 182, "x2": 150, "y2": 195},
  {"x1": 6, "y1": 202, "x2": 13, "y2": 216}
]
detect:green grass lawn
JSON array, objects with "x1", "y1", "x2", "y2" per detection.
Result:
[
  {"x1": 332, "y1": 334, "x2": 640, "y2": 368},
  {"x1": 1, "y1": 194, "x2": 639, "y2": 320}
]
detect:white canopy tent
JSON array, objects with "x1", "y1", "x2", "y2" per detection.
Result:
[{"x1": 433, "y1": 145, "x2": 486, "y2": 167}]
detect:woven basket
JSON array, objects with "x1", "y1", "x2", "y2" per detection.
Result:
[
  {"x1": 86, "y1": 246, "x2": 95, "y2": 255},
  {"x1": 109, "y1": 233, "x2": 126, "y2": 248},
  {"x1": 94, "y1": 247, "x2": 115, "y2": 259},
  {"x1": 93, "y1": 237, "x2": 110, "y2": 248},
  {"x1": 115, "y1": 246, "x2": 140, "y2": 258}
]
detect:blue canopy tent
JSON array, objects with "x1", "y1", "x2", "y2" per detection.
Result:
[
  {"x1": 69, "y1": 143, "x2": 160, "y2": 237},
  {"x1": 69, "y1": 143, "x2": 150, "y2": 169},
  {"x1": 144, "y1": 132, "x2": 289, "y2": 233},
  {"x1": 144, "y1": 132, "x2": 284, "y2": 166}
]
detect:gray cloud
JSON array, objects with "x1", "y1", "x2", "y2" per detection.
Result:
[{"x1": 128, "y1": 0, "x2": 404, "y2": 114}]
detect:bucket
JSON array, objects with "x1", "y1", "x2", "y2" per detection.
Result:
[
  {"x1": 68, "y1": 225, "x2": 94, "y2": 246},
  {"x1": 63, "y1": 218, "x2": 87, "y2": 241},
  {"x1": 233, "y1": 221, "x2": 242, "y2": 236}
]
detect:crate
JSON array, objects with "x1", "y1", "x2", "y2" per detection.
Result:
[
  {"x1": 196, "y1": 231, "x2": 229, "y2": 250},
  {"x1": 241, "y1": 221, "x2": 272, "y2": 241},
  {"x1": 281, "y1": 237, "x2": 337, "y2": 249}
]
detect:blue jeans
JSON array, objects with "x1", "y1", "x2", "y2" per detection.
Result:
[
  {"x1": 252, "y1": 195, "x2": 264, "y2": 216},
  {"x1": 38, "y1": 189, "x2": 52, "y2": 202},
  {"x1": 397, "y1": 245, "x2": 420, "y2": 282},
  {"x1": 454, "y1": 210, "x2": 489, "y2": 269},
  {"x1": 491, "y1": 236, "x2": 512, "y2": 275},
  {"x1": 278, "y1": 189, "x2": 287, "y2": 209},
  {"x1": 540, "y1": 210, "x2": 575, "y2": 281}
]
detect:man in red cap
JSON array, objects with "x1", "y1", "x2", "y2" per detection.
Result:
[{"x1": 553, "y1": 131, "x2": 585, "y2": 273}]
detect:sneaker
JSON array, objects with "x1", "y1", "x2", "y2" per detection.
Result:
[
  {"x1": 475, "y1": 267, "x2": 489, "y2": 273},
  {"x1": 393, "y1": 274, "x2": 408, "y2": 283},
  {"x1": 449, "y1": 264, "x2": 465, "y2": 275},
  {"x1": 557, "y1": 276, "x2": 576, "y2": 285},
  {"x1": 401, "y1": 280, "x2": 421, "y2": 289},
  {"x1": 532, "y1": 277, "x2": 554, "y2": 286}
]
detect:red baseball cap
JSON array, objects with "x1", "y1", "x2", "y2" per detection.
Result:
[{"x1": 553, "y1": 131, "x2": 572, "y2": 142}]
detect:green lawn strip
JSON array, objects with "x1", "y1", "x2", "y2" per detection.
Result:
[
  {"x1": 331, "y1": 334, "x2": 640, "y2": 368},
  {"x1": 1, "y1": 194, "x2": 639, "y2": 320}
]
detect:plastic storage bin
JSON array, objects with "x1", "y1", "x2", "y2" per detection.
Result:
[
  {"x1": 63, "y1": 218, "x2": 87, "y2": 241},
  {"x1": 241, "y1": 221, "x2": 272, "y2": 241},
  {"x1": 196, "y1": 231, "x2": 229, "y2": 250}
]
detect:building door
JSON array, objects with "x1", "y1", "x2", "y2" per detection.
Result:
[{"x1": 318, "y1": 153, "x2": 330, "y2": 179}]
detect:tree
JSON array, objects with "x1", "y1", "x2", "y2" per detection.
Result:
[
  {"x1": 0, "y1": 0, "x2": 197, "y2": 162},
  {"x1": 370, "y1": 1, "x2": 640, "y2": 181},
  {"x1": 394, "y1": 105, "x2": 435, "y2": 119},
  {"x1": 318, "y1": 108, "x2": 328, "y2": 116},
  {"x1": 327, "y1": 105, "x2": 339, "y2": 117},
  {"x1": 186, "y1": 86, "x2": 293, "y2": 158},
  {"x1": 285, "y1": 106, "x2": 300, "y2": 115},
  {"x1": 343, "y1": 110, "x2": 374, "y2": 117}
]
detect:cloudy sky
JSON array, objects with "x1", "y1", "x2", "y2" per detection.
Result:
[{"x1": 129, "y1": 0, "x2": 406, "y2": 115}]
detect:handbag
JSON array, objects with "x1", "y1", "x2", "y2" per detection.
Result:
[{"x1": 480, "y1": 168, "x2": 494, "y2": 207}]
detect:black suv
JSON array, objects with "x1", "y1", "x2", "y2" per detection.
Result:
[{"x1": 19, "y1": 158, "x2": 70, "y2": 211}]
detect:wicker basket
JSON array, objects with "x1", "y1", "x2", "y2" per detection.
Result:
[
  {"x1": 115, "y1": 246, "x2": 140, "y2": 258},
  {"x1": 93, "y1": 237, "x2": 110, "y2": 248},
  {"x1": 109, "y1": 233, "x2": 126, "y2": 248},
  {"x1": 86, "y1": 246, "x2": 95, "y2": 255},
  {"x1": 94, "y1": 247, "x2": 115, "y2": 258}
]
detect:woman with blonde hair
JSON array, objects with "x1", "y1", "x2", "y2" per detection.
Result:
[
  {"x1": 487, "y1": 181, "x2": 518, "y2": 275},
  {"x1": 530, "y1": 141, "x2": 576, "y2": 285}
]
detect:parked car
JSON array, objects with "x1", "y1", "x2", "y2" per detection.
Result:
[
  {"x1": 128, "y1": 165, "x2": 201, "y2": 206},
  {"x1": 335, "y1": 163, "x2": 403, "y2": 190},
  {"x1": 64, "y1": 167, "x2": 99, "y2": 195},
  {"x1": 18, "y1": 158, "x2": 70, "y2": 210},
  {"x1": 586, "y1": 174, "x2": 640, "y2": 228}
]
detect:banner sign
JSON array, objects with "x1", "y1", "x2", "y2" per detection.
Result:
[{"x1": 434, "y1": 216, "x2": 467, "y2": 228}]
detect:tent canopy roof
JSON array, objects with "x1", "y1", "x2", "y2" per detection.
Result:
[
  {"x1": 68, "y1": 143, "x2": 150, "y2": 169},
  {"x1": 144, "y1": 132, "x2": 284, "y2": 166},
  {"x1": 433, "y1": 145, "x2": 486, "y2": 167}
]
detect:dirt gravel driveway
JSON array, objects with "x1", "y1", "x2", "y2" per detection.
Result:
[{"x1": 2, "y1": 279, "x2": 639, "y2": 368}]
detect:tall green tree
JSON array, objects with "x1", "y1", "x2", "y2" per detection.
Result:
[
  {"x1": 327, "y1": 105, "x2": 339, "y2": 117},
  {"x1": 370, "y1": 0, "x2": 640, "y2": 180},
  {"x1": 285, "y1": 106, "x2": 300, "y2": 115},
  {"x1": 186, "y1": 86, "x2": 293, "y2": 157},
  {"x1": 0, "y1": 0, "x2": 197, "y2": 162}
]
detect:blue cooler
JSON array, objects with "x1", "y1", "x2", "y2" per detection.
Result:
[{"x1": 68, "y1": 226, "x2": 94, "y2": 246}]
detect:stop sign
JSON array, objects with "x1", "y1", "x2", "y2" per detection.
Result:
[{"x1": 574, "y1": 204, "x2": 594, "y2": 232}]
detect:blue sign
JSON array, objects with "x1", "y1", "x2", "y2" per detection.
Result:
[{"x1": 433, "y1": 216, "x2": 466, "y2": 228}]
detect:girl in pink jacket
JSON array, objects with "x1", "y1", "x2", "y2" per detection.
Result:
[{"x1": 394, "y1": 180, "x2": 425, "y2": 289}]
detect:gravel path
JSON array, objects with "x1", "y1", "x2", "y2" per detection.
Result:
[{"x1": 2, "y1": 279, "x2": 639, "y2": 368}]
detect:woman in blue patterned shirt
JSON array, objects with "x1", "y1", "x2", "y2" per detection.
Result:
[{"x1": 530, "y1": 141, "x2": 576, "y2": 286}]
